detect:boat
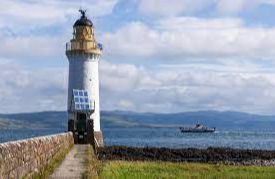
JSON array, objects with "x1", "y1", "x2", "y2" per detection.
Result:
[{"x1": 179, "y1": 123, "x2": 216, "y2": 133}]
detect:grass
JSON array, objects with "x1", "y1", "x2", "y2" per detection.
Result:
[
  {"x1": 26, "y1": 143, "x2": 74, "y2": 179},
  {"x1": 99, "y1": 160, "x2": 275, "y2": 179},
  {"x1": 83, "y1": 145, "x2": 103, "y2": 179}
]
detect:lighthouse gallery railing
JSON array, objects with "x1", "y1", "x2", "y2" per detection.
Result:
[{"x1": 66, "y1": 41, "x2": 103, "y2": 52}]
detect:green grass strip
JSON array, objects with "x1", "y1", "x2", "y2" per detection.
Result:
[
  {"x1": 100, "y1": 160, "x2": 275, "y2": 179},
  {"x1": 83, "y1": 145, "x2": 103, "y2": 179}
]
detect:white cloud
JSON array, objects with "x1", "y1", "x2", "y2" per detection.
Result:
[
  {"x1": 1, "y1": 59, "x2": 275, "y2": 114},
  {"x1": 100, "y1": 60, "x2": 275, "y2": 114},
  {"x1": 118, "y1": 100, "x2": 134, "y2": 108},
  {"x1": 100, "y1": 60, "x2": 149, "y2": 92},
  {"x1": 0, "y1": 0, "x2": 118, "y2": 60},
  {"x1": 102, "y1": 17, "x2": 275, "y2": 60},
  {"x1": 138, "y1": 0, "x2": 212, "y2": 17},
  {"x1": 216, "y1": 0, "x2": 275, "y2": 15},
  {"x1": 0, "y1": 60, "x2": 67, "y2": 113},
  {"x1": 157, "y1": 17, "x2": 243, "y2": 30},
  {"x1": 0, "y1": 35, "x2": 65, "y2": 59},
  {"x1": 0, "y1": 0, "x2": 118, "y2": 28},
  {"x1": 216, "y1": 0, "x2": 250, "y2": 15},
  {"x1": 137, "y1": 0, "x2": 275, "y2": 16},
  {"x1": 102, "y1": 22, "x2": 159, "y2": 58},
  {"x1": 1, "y1": 0, "x2": 275, "y2": 115}
]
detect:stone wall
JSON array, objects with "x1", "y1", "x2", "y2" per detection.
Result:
[{"x1": 0, "y1": 132, "x2": 74, "y2": 178}]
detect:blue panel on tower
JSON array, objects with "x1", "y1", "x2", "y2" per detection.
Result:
[{"x1": 72, "y1": 89, "x2": 94, "y2": 112}]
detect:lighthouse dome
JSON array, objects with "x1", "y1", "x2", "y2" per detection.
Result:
[{"x1": 73, "y1": 10, "x2": 93, "y2": 27}]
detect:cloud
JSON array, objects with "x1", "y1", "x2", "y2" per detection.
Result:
[
  {"x1": 216, "y1": 0, "x2": 275, "y2": 15},
  {"x1": 0, "y1": 0, "x2": 118, "y2": 28},
  {"x1": 7, "y1": 15, "x2": 275, "y2": 63},
  {"x1": 0, "y1": 0, "x2": 119, "y2": 61},
  {"x1": 137, "y1": 0, "x2": 275, "y2": 17},
  {"x1": 101, "y1": 17, "x2": 275, "y2": 61},
  {"x1": 100, "y1": 60, "x2": 275, "y2": 114},
  {"x1": 118, "y1": 100, "x2": 134, "y2": 108},
  {"x1": 0, "y1": 35, "x2": 65, "y2": 60},
  {"x1": 1, "y1": 0, "x2": 275, "y2": 116},
  {"x1": 1, "y1": 58, "x2": 275, "y2": 115},
  {"x1": 0, "y1": 60, "x2": 67, "y2": 113},
  {"x1": 138, "y1": 0, "x2": 212, "y2": 17},
  {"x1": 102, "y1": 22, "x2": 159, "y2": 58},
  {"x1": 216, "y1": 0, "x2": 250, "y2": 15}
]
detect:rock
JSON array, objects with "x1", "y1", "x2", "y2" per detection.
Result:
[{"x1": 98, "y1": 146, "x2": 275, "y2": 166}]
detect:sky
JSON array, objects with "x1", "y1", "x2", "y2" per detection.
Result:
[{"x1": 1, "y1": 0, "x2": 275, "y2": 114}]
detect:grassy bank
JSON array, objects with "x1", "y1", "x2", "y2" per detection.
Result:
[
  {"x1": 83, "y1": 145, "x2": 103, "y2": 179},
  {"x1": 99, "y1": 160, "x2": 275, "y2": 178}
]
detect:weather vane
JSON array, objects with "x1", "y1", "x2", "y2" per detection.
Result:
[{"x1": 79, "y1": 9, "x2": 86, "y2": 18}]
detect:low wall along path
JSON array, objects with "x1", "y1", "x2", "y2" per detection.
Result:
[{"x1": 0, "y1": 132, "x2": 74, "y2": 178}]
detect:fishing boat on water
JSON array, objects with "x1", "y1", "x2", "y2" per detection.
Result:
[{"x1": 179, "y1": 123, "x2": 216, "y2": 133}]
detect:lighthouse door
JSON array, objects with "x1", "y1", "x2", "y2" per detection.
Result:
[
  {"x1": 76, "y1": 113, "x2": 87, "y2": 144},
  {"x1": 71, "y1": 89, "x2": 94, "y2": 144}
]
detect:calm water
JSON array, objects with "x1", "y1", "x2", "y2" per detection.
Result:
[
  {"x1": 0, "y1": 128, "x2": 64, "y2": 143},
  {"x1": 103, "y1": 127, "x2": 275, "y2": 150},
  {"x1": 1, "y1": 127, "x2": 275, "y2": 150}
]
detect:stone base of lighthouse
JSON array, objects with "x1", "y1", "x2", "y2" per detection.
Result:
[{"x1": 94, "y1": 131, "x2": 104, "y2": 147}]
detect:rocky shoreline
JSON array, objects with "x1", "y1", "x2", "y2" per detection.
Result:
[{"x1": 97, "y1": 146, "x2": 275, "y2": 166}]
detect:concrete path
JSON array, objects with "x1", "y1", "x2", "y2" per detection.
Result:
[{"x1": 49, "y1": 145, "x2": 88, "y2": 179}]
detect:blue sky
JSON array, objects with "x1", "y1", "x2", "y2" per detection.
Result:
[{"x1": 2, "y1": 0, "x2": 275, "y2": 114}]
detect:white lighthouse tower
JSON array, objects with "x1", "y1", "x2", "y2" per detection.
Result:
[{"x1": 66, "y1": 10, "x2": 103, "y2": 146}]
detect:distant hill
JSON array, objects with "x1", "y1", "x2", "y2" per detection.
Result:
[
  {"x1": 0, "y1": 111, "x2": 67, "y2": 129},
  {"x1": 0, "y1": 111, "x2": 275, "y2": 131}
]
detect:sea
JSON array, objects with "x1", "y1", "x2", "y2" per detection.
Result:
[{"x1": 1, "y1": 127, "x2": 275, "y2": 150}]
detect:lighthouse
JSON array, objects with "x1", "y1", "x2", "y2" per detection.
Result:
[{"x1": 66, "y1": 10, "x2": 103, "y2": 146}]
